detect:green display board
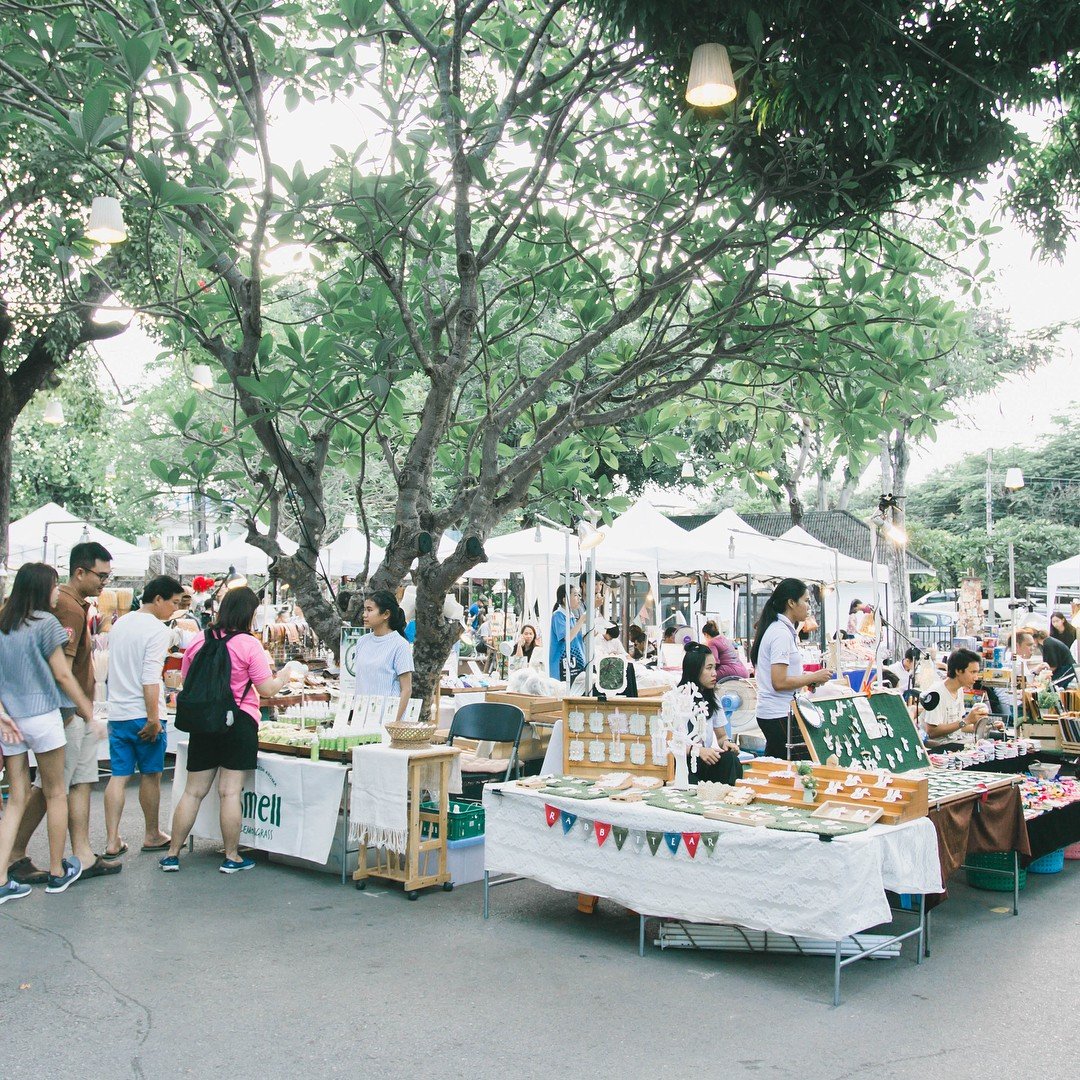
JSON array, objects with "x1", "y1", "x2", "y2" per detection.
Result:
[{"x1": 793, "y1": 692, "x2": 929, "y2": 774}]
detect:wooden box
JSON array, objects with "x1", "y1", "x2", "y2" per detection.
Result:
[
  {"x1": 486, "y1": 691, "x2": 563, "y2": 724},
  {"x1": 561, "y1": 696, "x2": 674, "y2": 783},
  {"x1": 737, "y1": 760, "x2": 928, "y2": 825}
]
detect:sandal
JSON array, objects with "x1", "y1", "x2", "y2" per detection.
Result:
[
  {"x1": 141, "y1": 839, "x2": 171, "y2": 852},
  {"x1": 101, "y1": 843, "x2": 128, "y2": 860},
  {"x1": 8, "y1": 857, "x2": 50, "y2": 885},
  {"x1": 80, "y1": 857, "x2": 123, "y2": 880}
]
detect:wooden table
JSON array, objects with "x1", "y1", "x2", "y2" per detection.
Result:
[{"x1": 351, "y1": 746, "x2": 461, "y2": 900}]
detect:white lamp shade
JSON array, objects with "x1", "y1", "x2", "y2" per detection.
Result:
[
  {"x1": 86, "y1": 196, "x2": 128, "y2": 244},
  {"x1": 191, "y1": 364, "x2": 214, "y2": 390},
  {"x1": 577, "y1": 520, "x2": 605, "y2": 551},
  {"x1": 686, "y1": 43, "x2": 737, "y2": 108},
  {"x1": 680, "y1": 461, "x2": 695, "y2": 479},
  {"x1": 43, "y1": 399, "x2": 65, "y2": 425},
  {"x1": 342, "y1": 512, "x2": 359, "y2": 530},
  {"x1": 1004, "y1": 468, "x2": 1025, "y2": 492}
]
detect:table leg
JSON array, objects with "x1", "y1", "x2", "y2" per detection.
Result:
[
  {"x1": 483, "y1": 870, "x2": 490, "y2": 919},
  {"x1": 833, "y1": 940, "x2": 843, "y2": 1007},
  {"x1": 438, "y1": 759, "x2": 449, "y2": 884},
  {"x1": 639, "y1": 915, "x2": 646, "y2": 958},
  {"x1": 916, "y1": 896, "x2": 925, "y2": 966},
  {"x1": 1012, "y1": 849, "x2": 1019, "y2": 916},
  {"x1": 406, "y1": 761, "x2": 422, "y2": 888}
]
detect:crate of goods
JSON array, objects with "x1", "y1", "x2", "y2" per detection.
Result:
[
  {"x1": 420, "y1": 799, "x2": 484, "y2": 841},
  {"x1": 965, "y1": 851, "x2": 1027, "y2": 892},
  {"x1": 419, "y1": 834, "x2": 485, "y2": 886}
]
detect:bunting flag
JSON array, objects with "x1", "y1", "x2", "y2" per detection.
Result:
[
  {"x1": 701, "y1": 833, "x2": 719, "y2": 856},
  {"x1": 646, "y1": 831, "x2": 664, "y2": 856},
  {"x1": 595, "y1": 821, "x2": 611, "y2": 847},
  {"x1": 612, "y1": 826, "x2": 629, "y2": 850},
  {"x1": 682, "y1": 832, "x2": 701, "y2": 859},
  {"x1": 545, "y1": 804, "x2": 560, "y2": 828},
  {"x1": 561, "y1": 811, "x2": 577, "y2": 834},
  {"x1": 663, "y1": 832, "x2": 682, "y2": 856},
  {"x1": 580, "y1": 820, "x2": 594, "y2": 841},
  {"x1": 633, "y1": 832, "x2": 646, "y2": 852}
]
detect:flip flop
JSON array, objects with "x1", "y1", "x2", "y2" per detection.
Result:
[
  {"x1": 80, "y1": 857, "x2": 123, "y2": 879},
  {"x1": 101, "y1": 843, "x2": 128, "y2": 860},
  {"x1": 141, "y1": 840, "x2": 171, "y2": 852},
  {"x1": 7, "y1": 857, "x2": 50, "y2": 885}
]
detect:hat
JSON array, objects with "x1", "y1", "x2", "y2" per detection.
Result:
[{"x1": 469, "y1": 603, "x2": 480, "y2": 616}]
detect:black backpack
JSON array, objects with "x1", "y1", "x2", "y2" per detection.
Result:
[{"x1": 174, "y1": 630, "x2": 253, "y2": 735}]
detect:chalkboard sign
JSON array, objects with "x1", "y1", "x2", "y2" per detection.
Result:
[{"x1": 792, "y1": 692, "x2": 929, "y2": 773}]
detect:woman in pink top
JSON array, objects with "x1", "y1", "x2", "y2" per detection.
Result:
[
  {"x1": 161, "y1": 587, "x2": 296, "y2": 874},
  {"x1": 701, "y1": 621, "x2": 749, "y2": 679}
]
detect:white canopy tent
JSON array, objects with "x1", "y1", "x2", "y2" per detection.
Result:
[
  {"x1": 177, "y1": 532, "x2": 298, "y2": 577},
  {"x1": 317, "y1": 528, "x2": 385, "y2": 579},
  {"x1": 472, "y1": 525, "x2": 579, "y2": 621},
  {"x1": 777, "y1": 525, "x2": 883, "y2": 584},
  {"x1": 7, "y1": 502, "x2": 150, "y2": 577},
  {"x1": 1047, "y1": 554, "x2": 1080, "y2": 614}
]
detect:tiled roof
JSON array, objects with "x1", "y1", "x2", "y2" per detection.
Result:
[{"x1": 668, "y1": 509, "x2": 934, "y2": 574}]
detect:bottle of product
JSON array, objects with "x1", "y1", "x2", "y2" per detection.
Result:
[{"x1": 310, "y1": 730, "x2": 320, "y2": 762}]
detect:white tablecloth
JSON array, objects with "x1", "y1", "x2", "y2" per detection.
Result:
[
  {"x1": 173, "y1": 743, "x2": 347, "y2": 863},
  {"x1": 482, "y1": 785, "x2": 942, "y2": 940}
]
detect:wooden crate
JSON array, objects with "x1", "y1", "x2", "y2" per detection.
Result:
[
  {"x1": 1056, "y1": 713, "x2": 1080, "y2": 754},
  {"x1": 486, "y1": 691, "x2": 563, "y2": 724},
  {"x1": 561, "y1": 696, "x2": 674, "y2": 783},
  {"x1": 738, "y1": 760, "x2": 928, "y2": 825}
]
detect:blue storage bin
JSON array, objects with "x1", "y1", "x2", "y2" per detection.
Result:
[{"x1": 1028, "y1": 848, "x2": 1065, "y2": 874}]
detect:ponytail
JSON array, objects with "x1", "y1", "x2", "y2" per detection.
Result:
[
  {"x1": 749, "y1": 578, "x2": 807, "y2": 667},
  {"x1": 369, "y1": 590, "x2": 407, "y2": 636}
]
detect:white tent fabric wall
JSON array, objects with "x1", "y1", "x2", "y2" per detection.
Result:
[
  {"x1": 317, "y1": 528, "x2": 385, "y2": 579},
  {"x1": 1046, "y1": 553, "x2": 1080, "y2": 615},
  {"x1": 177, "y1": 532, "x2": 299, "y2": 576},
  {"x1": 7, "y1": 502, "x2": 150, "y2": 577},
  {"x1": 471, "y1": 525, "x2": 579, "y2": 622}
]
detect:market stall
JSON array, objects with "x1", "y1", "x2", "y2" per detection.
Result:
[{"x1": 177, "y1": 531, "x2": 298, "y2": 576}]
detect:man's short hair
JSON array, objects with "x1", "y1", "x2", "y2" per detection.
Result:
[
  {"x1": 142, "y1": 575, "x2": 184, "y2": 605},
  {"x1": 903, "y1": 647, "x2": 921, "y2": 664},
  {"x1": 1031, "y1": 628, "x2": 1048, "y2": 641},
  {"x1": 1015, "y1": 631, "x2": 1035, "y2": 647},
  {"x1": 70, "y1": 541, "x2": 113, "y2": 575},
  {"x1": 947, "y1": 647, "x2": 982, "y2": 678}
]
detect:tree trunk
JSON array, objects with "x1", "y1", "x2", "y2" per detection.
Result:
[
  {"x1": 0, "y1": 407, "x2": 13, "y2": 598},
  {"x1": 785, "y1": 484, "x2": 804, "y2": 526}
]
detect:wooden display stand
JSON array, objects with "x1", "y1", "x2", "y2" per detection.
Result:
[
  {"x1": 351, "y1": 747, "x2": 460, "y2": 900},
  {"x1": 486, "y1": 691, "x2": 563, "y2": 725},
  {"x1": 1055, "y1": 714, "x2": 1080, "y2": 754},
  {"x1": 561, "y1": 696, "x2": 674, "y2": 783},
  {"x1": 738, "y1": 760, "x2": 928, "y2": 825}
]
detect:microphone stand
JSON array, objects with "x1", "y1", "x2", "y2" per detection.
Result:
[{"x1": 875, "y1": 615, "x2": 930, "y2": 701}]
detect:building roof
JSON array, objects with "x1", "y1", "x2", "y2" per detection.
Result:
[{"x1": 669, "y1": 509, "x2": 935, "y2": 575}]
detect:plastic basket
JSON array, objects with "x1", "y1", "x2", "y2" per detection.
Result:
[
  {"x1": 420, "y1": 799, "x2": 485, "y2": 841},
  {"x1": 1063, "y1": 842, "x2": 1080, "y2": 860},
  {"x1": 965, "y1": 851, "x2": 1027, "y2": 892},
  {"x1": 1028, "y1": 848, "x2": 1065, "y2": 874}
]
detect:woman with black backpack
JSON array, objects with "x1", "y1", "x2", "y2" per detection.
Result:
[{"x1": 160, "y1": 586, "x2": 301, "y2": 874}]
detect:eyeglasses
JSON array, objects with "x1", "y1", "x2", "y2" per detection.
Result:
[{"x1": 83, "y1": 569, "x2": 111, "y2": 583}]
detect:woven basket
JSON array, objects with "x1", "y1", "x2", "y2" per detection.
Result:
[
  {"x1": 385, "y1": 722, "x2": 436, "y2": 750},
  {"x1": 1028, "y1": 848, "x2": 1065, "y2": 874}
]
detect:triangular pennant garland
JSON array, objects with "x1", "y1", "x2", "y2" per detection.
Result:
[
  {"x1": 682, "y1": 832, "x2": 701, "y2": 859},
  {"x1": 613, "y1": 826, "x2": 629, "y2": 850},
  {"x1": 545, "y1": 804, "x2": 560, "y2": 828},
  {"x1": 633, "y1": 832, "x2": 647, "y2": 852},
  {"x1": 646, "y1": 831, "x2": 664, "y2": 856},
  {"x1": 595, "y1": 822, "x2": 611, "y2": 847},
  {"x1": 580, "y1": 820, "x2": 594, "y2": 841},
  {"x1": 561, "y1": 811, "x2": 577, "y2": 835},
  {"x1": 664, "y1": 832, "x2": 682, "y2": 856},
  {"x1": 701, "y1": 833, "x2": 719, "y2": 856}
]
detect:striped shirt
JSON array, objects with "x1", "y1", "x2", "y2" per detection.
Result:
[
  {"x1": 351, "y1": 631, "x2": 414, "y2": 700},
  {"x1": 0, "y1": 612, "x2": 70, "y2": 719}
]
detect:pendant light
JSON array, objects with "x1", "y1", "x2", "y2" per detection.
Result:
[
  {"x1": 191, "y1": 364, "x2": 214, "y2": 390},
  {"x1": 225, "y1": 565, "x2": 247, "y2": 590},
  {"x1": 686, "y1": 44, "x2": 737, "y2": 108},
  {"x1": 43, "y1": 399, "x2": 66, "y2": 425},
  {"x1": 86, "y1": 196, "x2": 128, "y2": 244}
]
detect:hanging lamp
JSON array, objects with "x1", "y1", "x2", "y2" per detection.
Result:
[
  {"x1": 86, "y1": 196, "x2": 128, "y2": 244},
  {"x1": 686, "y1": 44, "x2": 737, "y2": 108}
]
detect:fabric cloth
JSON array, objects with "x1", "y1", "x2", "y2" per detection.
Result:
[
  {"x1": 706, "y1": 634, "x2": 748, "y2": 679},
  {"x1": 349, "y1": 743, "x2": 462, "y2": 853},
  {"x1": 0, "y1": 612, "x2": 70, "y2": 719},
  {"x1": 549, "y1": 608, "x2": 586, "y2": 679},
  {"x1": 181, "y1": 631, "x2": 272, "y2": 724},
  {"x1": 186, "y1": 714, "x2": 259, "y2": 772},
  {"x1": 689, "y1": 750, "x2": 742, "y2": 785},
  {"x1": 55, "y1": 583, "x2": 94, "y2": 701},
  {"x1": 483, "y1": 785, "x2": 942, "y2": 940},
  {"x1": 32, "y1": 712, "x2": 100, "y2": 789},
  {"x1": 1040, "y1": 636, "x2": 1077, "y2": 688},
  {"x1": 0, "y1": 707, "x2": 66, "y2": 756},
  {"x1": 107, "y1": 610, "x2": 170, "y2": 721},
  {"x1": 107, "y1": 717, "x2": 167, "y2": 776},
  {"x1": 754, "y1": 615, "x2": 801, "y2": 719},
  {"x1": 1025, "y1": 799, "x2": 1080, "y2": 861},
  {"x1": 351, "y1": 631, "x2": 414, "y2": 700},
  {"x1": 919, "y1": 679, "x2": 966, "y2": 746}
]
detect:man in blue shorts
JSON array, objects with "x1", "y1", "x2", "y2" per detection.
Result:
[{"x1": 103, "y1": 576, "x2": 185, "y2": 860}]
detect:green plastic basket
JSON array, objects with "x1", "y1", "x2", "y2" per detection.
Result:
[
  {"x1": 965, "y1": 851, "x2": 1027, "y2": 892},
  {"x1": 420, "y1": 799, "x2": 485, "y2": 841}
]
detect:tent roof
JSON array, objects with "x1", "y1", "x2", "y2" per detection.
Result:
[
  {"x1": 177, "y1": 532, "x2": 298, "y2": 576},
  {"x1": 8, "y1": 502, "x2": 149, "y2": 577},
  {"x1": 594, "y1": 499, "x2": 706, "y2": 574},
  {"x1": 318, "y1": 528, "x2": 384, "y2": 578}
]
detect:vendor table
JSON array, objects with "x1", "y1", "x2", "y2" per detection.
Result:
[
  {"x1": 172, "y1": 742, "x2": 354, "y2": 882},
  {"x1": 481, "y1": 783, "x2": 941, "y2": 1004}
]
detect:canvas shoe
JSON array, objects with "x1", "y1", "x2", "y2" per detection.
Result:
[
  {"x1": 44, "y1": 857, "x2": 83, "y2": 894},
  {"x1": 159, "y1": 855, "x2": 180, "y2": 872},
  {"x1": 0, "y1": 879, "x2": 32, "y2": 905},
  {"x1": 219, "y1": 857, "x2": 256, "y2": 874}
]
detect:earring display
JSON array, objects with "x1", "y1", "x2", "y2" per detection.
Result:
[{"x1": 561, "y1": 696, "x2": 672, "y2": 783}]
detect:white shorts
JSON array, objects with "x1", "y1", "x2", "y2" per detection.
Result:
[
  {"x1": 32, "y1": 711, "x2": 101, "y2": 789},
  {"x1": 3, "y1": 709, "x2": 66, "y2": 757}
]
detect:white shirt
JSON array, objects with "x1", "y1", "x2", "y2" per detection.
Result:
[
  {"x1": 755, "y1": 615, "x2": 802, "y2": 719},
  {"x1": 107, "y1": 610, "x2": 170, "y2": 721},
  {"x1": 919, "y1": 678, "x2": 966, "y2": 745}
]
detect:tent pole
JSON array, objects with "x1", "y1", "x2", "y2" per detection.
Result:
[{"x1": 745, "y1": 574, "x2": 753, "y2": 646}]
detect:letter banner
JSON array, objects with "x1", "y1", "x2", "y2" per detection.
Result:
[
  {"x1": 646, "y1": 830, "x2": 664, "y2": 856},
  {"x1": 545, "y1": 804, "x2": 560, "y2": 828},
  {"x1": 682, "y1": 832, "x2": 701, "y2": 859},
  {"x1": 613, "y1": 826, "x2": 629, "y2": 850},
  {"x1": 595, "y1": 821, "x2": 611, "y2": 847},
  {"x1": 663, "y1": 831, "x2": 682, "y2": 856},
  {"x1": 561, "y1": 811, "x2": 578, "y2": 834},
  {"x1": 701, "y1": 833, "x2": 719, "y2": 856}
]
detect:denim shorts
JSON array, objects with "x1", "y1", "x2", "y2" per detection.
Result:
[{"x1": 108, "y1": 719, "x2": 167, "y2": 777}]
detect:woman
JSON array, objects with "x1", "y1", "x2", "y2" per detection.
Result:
[
  {"x1": 351, "y1": 590, "x2": 414, "y2": 722},
  {"x1": 701, "y1": 620, "x2": 748, "y2": 679},
  {"x1": 1049, "y1": 612, "x2": 1076, "y2": 652},
  {"x1": 750, "y1": 578, "x2": 832, "y2": 759},
  {"x1": 161, "y1": 586, "x2": 299, "y2": 874},
  {"x1": 549, "y1": 585, "x2": 586, "y2": 680},
  {"x1": 628, "y1": 624, "x2": 651, "y2": 662},
  {"x1": 845, "y1": 599, "x2": 863, "y2": 638},
  {"x1": 513, "y1": 624, "x2": 538, "y2": 662},
  {"x1": 0, "y1": 563, "x2": 95, "y2": 901},
  {"x1": 678, "y1": 644, "x2": 743, "y2": 785}
]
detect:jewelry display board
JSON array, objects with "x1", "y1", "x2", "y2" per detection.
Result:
[
  {"x1": 793, "y1": 692, "x2": 929, "y2": 773},
  {"x1": 561, "y1": 696, "x2": 674, "y2": 783}
]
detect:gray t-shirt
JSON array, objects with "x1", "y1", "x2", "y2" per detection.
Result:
[
  {"x1": 351, "y1": 632, "x2": 414, "y2": 700},
  {"x1": 0, "y1": 612, "x2": 70, "y2": 719}
]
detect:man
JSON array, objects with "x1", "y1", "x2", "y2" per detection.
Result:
[
  {"x1": 103, "y1": 575, "x2": 185, "y2": 859},
  {"x1": 918, "y1": 647, "x2": 1002, "y2": 748},
  {"x1": 7, "y1": 542, "x2": 121, "y2": 885},
  {"x1": 1032, "y1": 627, "x2": 1077, "y2": 689}
]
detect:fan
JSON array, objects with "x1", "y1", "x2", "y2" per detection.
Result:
[
  {"x1": 717, "y1": 678, "x2": 759, "y2": 734},
  {"x1": 676, "y1": 629, "x2": 695, "y2": 646}
]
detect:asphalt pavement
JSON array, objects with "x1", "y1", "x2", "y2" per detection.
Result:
[{"x1": 2, "y1": 777, "x2": 1078, "y2": 1079}]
